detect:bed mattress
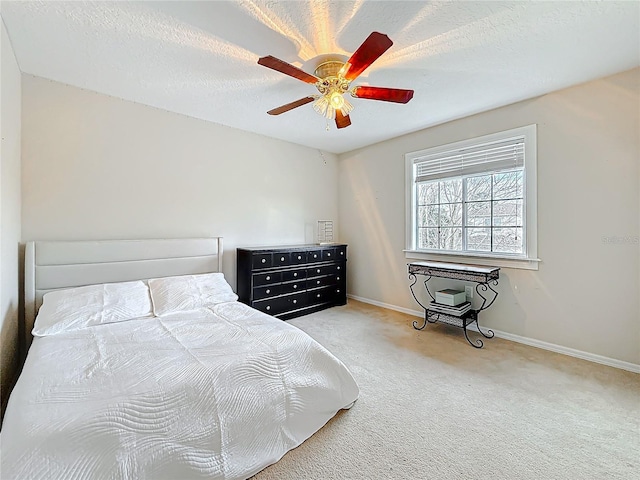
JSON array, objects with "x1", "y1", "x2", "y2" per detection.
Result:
[{"x1": 1, "y1": 302, "x2": 359, "y2": 479}]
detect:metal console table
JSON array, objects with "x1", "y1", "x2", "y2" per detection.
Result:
[{"x1": 408, "y1": 261, "x2": 500, "y2": 348}]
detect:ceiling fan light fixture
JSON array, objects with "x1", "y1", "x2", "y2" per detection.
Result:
[
  {"x1": 339, "y1": 96, "x2": 353, "y2": 116},
  {"x1": 258, "y1": 31, "x2": 413, "y2": 129},
  {"x1": 329, "y1": 91, "x2": 345, "y2": 109},
  {"x1": 313, "y1": 90, "x2": 353, "y2": 120},
  {"x1": 312, "y1": 95, "x2": 332, "y2": 119},
  {"x1": 313, "y1": 71, "x2": 353, "y2": 120}
]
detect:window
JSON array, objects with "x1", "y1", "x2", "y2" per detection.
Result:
[{"x1": 405, "y1": 125, "x2": 538, "y2": 270}]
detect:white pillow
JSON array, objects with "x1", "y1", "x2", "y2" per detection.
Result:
[
  {"x1": 148, "y1": 273, "x2": 238, "y2": 316},
  {"x1": 33, "y1": 281, "x2": 153, "y2": 336}
]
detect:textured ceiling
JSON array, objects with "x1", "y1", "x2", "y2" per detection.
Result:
[{"x1": 2, "y1": 1, "x2": 639, "y2": 154}]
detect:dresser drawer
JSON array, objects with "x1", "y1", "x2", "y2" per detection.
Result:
[
  {"x1": 307, "y1": 265, "x2": 334, "y2": 278},
  {"x1": 282, "y1": 267, "x2": 306, "y2": 282},
  {"x1": 252, "y1": 253, "x2": 272, "y2": 269},
  {"x1": 323, "y1": 262, "x2": 345, "y2": 275},
  {"x1": 290, "y1": 251, "x2": 307, "y2": 264},
  {"x1": 308, "y1": 286, "x2": 334, "y2": 303},
  {"x1": 322, "y1": 248, "x2": 336, "y2": 261},
  {"x1": 253, "y1": 284, "x2": 280, "y2": 300},
  {"x1": 280, "y1": 280, "x2": 305, "y2": 295},
  {"x1": 253, "y1": 271, "x2": 281, "y2": 286},
  {"x1": 306, "y1": 249, "x2": 322, "y2": 263},
  {"x1": 307, "y1": 275, "x2": 336, "y2": 289},
  {"x1": 273, "y1": 252, "x2": 291, "y2": 267},
  {"x1": 286, "y1": 292, "x2": 307, "y2": 310},
  {"x1": 335, "y1": 245, "x2": 347, "y2": 259},
  {"x1": 252, "y1": 297, "x2": 288, "y2": 315},
  {"x1": 327, "y1": 283, "x2": 346, "y2": 303}
]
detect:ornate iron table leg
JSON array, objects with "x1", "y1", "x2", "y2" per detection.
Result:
[
  {"x1": 474, "y1": 281, "x2": 498, "y2": 339},
  {"x1": 475, "y1": 323, "x2": 495, "y2": 339},
  {"x1": 462, "y1": 312, "x2": 484, "y2": 348},
  {"x1": 413, "y1": 316, "x2": 428, "y2": 330},
  {"x1": 409, "y1": 273, "x2": 431, "y2": 330}
]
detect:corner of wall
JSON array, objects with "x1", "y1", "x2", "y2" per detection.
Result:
[{"x1": 1, "y1": 17, "x2": 23, "y2": 420}]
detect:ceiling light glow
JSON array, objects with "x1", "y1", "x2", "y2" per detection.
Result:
[{"x1": 329, "y1": 91, "x2": 345, "y2": 109}]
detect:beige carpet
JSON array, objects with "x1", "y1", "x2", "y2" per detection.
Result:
[{"x1": 253, "y1": 300, "x2": 639, "y2": 480}]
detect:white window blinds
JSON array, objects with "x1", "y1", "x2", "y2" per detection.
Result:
[{"x1": 414, "y1": 137, "x2": 525, "y2": 183}]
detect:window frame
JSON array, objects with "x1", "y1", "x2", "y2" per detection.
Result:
[{"x1": 405, "y1": 125, "x2": 539, "y2": 270}]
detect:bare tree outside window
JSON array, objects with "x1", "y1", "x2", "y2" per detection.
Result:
[{"x1": 417, "y1": 170, "x2": 524, "y2": 254}]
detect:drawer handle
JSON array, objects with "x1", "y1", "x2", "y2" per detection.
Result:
[
  {"x1": 297, "y1": 255, "x2": 302, "y2": 260},
  {"x1": 266, "y1": 306, "x2": 271, "y2": 311},
  {"x1": 293, "y1": 272, "x2": 298, "y2": 277},
  {"x1": 317, "y1": 269, "x2": 320, "y2": 273},
  {"x1": 293, "y1": 299, "x2": 297, "y2": 304},
  {"x1": 293, "y1": 285, "x2": 298, "y2": 289},
  {"x1": 337, "y1": 277, "x2": 340, "y2": 281},
  {"x1": 266, "y1": 289, "x2": 270, "y2": 294},
  {"x1": 261, "y1": 259, "x2": 266, "y2": 263},
  {"x1": 327, "y1": 253, "x2": 331, "y2": 257},
  {"x1": 317, "y1": 293, "x2": 321, "y2": 298},
  {"x1": 337, "y1": 266, "x2": 341, "y2": 270},
  {"x1": 281, "y1": 256, "x2": 285, "y2": 261},
  {"x1": 313, "y1": 254, "x2": 317, "y2": 258},
  {"x1": 266, "y1": 276, "x2": 271, "y2": 281},
  {"x1": 317, "y1": 280, "x2": 321, "y2": 285},
  {"x1": 340, "y1": 251, "x2": 344, "y2": 255},
  {"x1": 337, "y1": 289, "x2": 341, "y2": 293}
]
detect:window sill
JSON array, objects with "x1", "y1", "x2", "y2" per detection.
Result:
[{"x1": 404, "y1": 250, "x2": 540, "y2": 271}]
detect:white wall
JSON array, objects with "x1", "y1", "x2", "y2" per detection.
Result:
[
  {"x1": 339, "y1": 68, "x2": 640, "y2": 367},
  {"x1": 21, "y1": 75, "x2": 339, "y2": 292},
  {"x1": 16, "y1": 69, "x2": 640, "y2": 370},
  {"x1": 0, "y1": 20, "x2": 22, "y2": 414}
]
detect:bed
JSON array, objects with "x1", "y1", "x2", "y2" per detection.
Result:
[{"x1": 1, "y1": 238, "x2": 359, "y2": 479}]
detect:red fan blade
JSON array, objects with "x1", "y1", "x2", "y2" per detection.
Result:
[
  {"x1": 343, "y1": 32, "x2": 393, "y2": 81},
  {"x1": 258, "y1": 56, "x2": 320, "y2": 84},
  {"x1": 352, "y1": 86, "x2": 414, "y2": 104},
  {"x1": 335, "y1": 111, "x2": 352, "y2": 129},
  {"x1": 267, "y1": 96, "x2": 315, "y2": 115}
]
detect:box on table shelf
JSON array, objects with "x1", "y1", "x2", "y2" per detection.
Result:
[
  {"x1": 429, "y1": 301, "x2": 471, "y2": 316},
  {"x1": 435, "y1": 289, "x2": 466, "y2": 306}
]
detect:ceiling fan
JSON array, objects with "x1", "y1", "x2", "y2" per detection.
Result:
[{"x1": 257, "y1": 32, "x2": 414, "y2": 129}]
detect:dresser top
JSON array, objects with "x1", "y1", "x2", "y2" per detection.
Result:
[{"x1": 238, "y1": 243, "x2": 347, "y2": 252}]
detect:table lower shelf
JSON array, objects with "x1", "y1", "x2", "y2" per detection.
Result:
[
  {"x1": 413, "y1": 308, "x2": 494, "y2": 348},
  {"x1": 426, "y1": 309, "x2": 476, "y2": 328}
]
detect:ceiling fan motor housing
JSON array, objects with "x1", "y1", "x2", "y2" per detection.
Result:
[
  {"x1": 314, "y1": 61, "x2": 350, "y2": 98},
  {"x1": 314, "y1": 60, "x2": 346, "y2": 79}
]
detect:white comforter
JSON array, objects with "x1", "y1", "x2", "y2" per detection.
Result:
[{"x1": 1, "y1": 302, "x2": 359, "y2": 479}]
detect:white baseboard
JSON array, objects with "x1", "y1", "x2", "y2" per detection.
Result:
[{"x1": 347, "y1": 294, "x2": 640, "y2": 374}]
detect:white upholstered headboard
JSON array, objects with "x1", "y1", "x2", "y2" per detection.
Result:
[{"x1": 24, "y1": 237, "x2": 223, "y2": 345}]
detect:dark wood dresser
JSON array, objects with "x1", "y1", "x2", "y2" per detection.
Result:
[{"x1": 237, "y1": 244, "x2": 347, "y2": 320}]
